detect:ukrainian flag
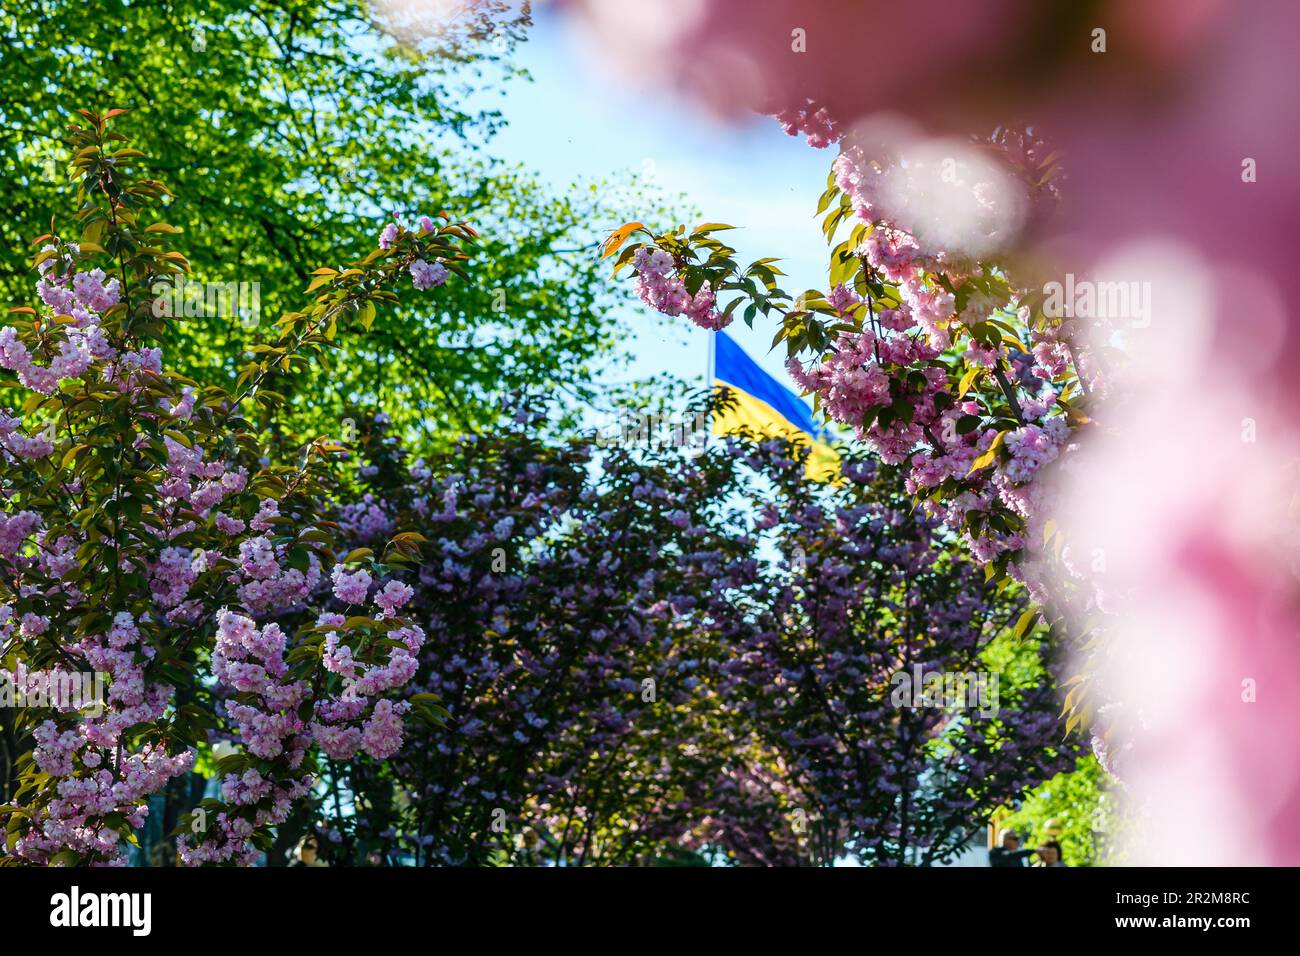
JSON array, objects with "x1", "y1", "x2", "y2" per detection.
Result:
[{"x1": 711, "y1": 331, "x2": 841, "y2": 482}]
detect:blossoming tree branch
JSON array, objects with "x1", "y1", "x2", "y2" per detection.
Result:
[
  {"x1": 604, "y1": 126, "x2": 1110, "y2": 731},
  {"x1": 0, "y1": 111, "x2": 468, "y2": 866}
]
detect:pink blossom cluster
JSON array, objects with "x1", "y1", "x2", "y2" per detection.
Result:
[
  {"x1": 233, "y1": 535, "x2": 322, "y2": 616},
  {"x1": 786, "y1": 312, "x2": 950, "y2": 466},
  {"x1": 1002, "y1": 417, "x2": 1068, "y2": 484},
  {"x1": 0, "y1": 251, "x2": 416, "y2": 864},
  {"x1": 212, "y1": 610, "x2": 309, "y2": 761},
  {"x1": 178, "y1": 770, "x2": 311, "y2": 867},
  {"x1": 0, "y1": 509, "x2": 41, "y2": 558},
  {"x1": 330, "y1": 564, "x2": 371, "y2": 605},
  {"x1": 0, "y1": 248, "x2": 119, "y2": 395},
  {"x1": 763, "y1": 143, "x2": 1091, "y2": 591},
  {"x1": 6, "y1": 610, "x2": 195, "y2": 865},
  {"x1": 0, "y1": 410, "x2": 55, "y2": 460},
  {"x1": 409, "y1": 259, "x2": 449, "y2": 290},
  {"x1": 378, "y1": 215, "x2": 452, "y2": 292},
  {"x1": 180, "y1": 577, "x2": 424, "y2": 864},
  {"x1": 338, "y1": 494, "x2": 394, "y2": 541},
  {"x1": 324, "y1": 619, "x2": 419, "y2": 730},
  {"x1": 631, "y1": 247, "x2": 730, "y2": 331},
  {"x1": 774, "y1": 103, "x2": 838, "y2": 149}
]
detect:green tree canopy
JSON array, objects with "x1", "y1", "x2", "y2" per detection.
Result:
[{"x1": 0, "y1": 0, "x2": 646, "y2": 446}]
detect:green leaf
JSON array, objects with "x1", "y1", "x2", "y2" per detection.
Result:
[
  {"x1": 968, "y1": 430, "x2": 1007, "y2": 473},
  {"x1": 1013, "y1": 607, "x2": 1038, "y2": 639},
  {"x1": 358, "y1": 300, "x2": 376, "y2": 330}
]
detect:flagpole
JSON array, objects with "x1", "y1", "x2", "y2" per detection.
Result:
[
  {"x1": 706, "y1": 329, "x2": 716, "y2": 387},
  {"x1": 704, "y1": 329, "x2": 716, "y2": 449}
]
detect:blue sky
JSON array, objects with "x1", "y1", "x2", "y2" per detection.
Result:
[{"x1": 479, "y1": 8, "x2": 834, "y2": 401}]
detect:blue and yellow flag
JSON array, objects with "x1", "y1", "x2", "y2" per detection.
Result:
[{"x1": 711, "y1": 331, "x2": 840, "y2": 482}]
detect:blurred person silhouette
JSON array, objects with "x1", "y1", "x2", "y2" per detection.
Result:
[
  {"x1": 1038, "y1": 840, "x2": 1067, "y2": 867},
  {"x1": 288, "y1": 834, "x2": 327, "y2": 867},
  {"x1": 989, "y1": 829, "x2": 1036, "y2": 867}
]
